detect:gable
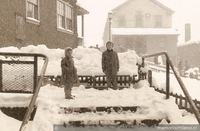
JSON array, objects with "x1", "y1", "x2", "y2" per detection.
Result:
[
  {"x1": 112, "y1": 0, "x2": 174, "y2": 13},
  {"x1": 149, "y1": 0, "x2": 174, "y2": 13}
]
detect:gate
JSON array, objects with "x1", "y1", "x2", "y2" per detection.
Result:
[
  {"x1": 0, "y1": 54, "x2": 38, "y2": 93},
  {"x1": 0, "y1": 52, "x2": 48, "y2": 131}
]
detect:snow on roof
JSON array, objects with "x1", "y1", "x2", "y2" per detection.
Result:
[
  {"x1": 178, "y1": 39, "x2": 200, "y2": 47},
  {"x1": 112, "y1": 28, "x2": 179, "y2": 35}
]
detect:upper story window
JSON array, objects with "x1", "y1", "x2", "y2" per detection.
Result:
[
  {"x1": 155, "y1": 15, "x2": 162, "y2": 28},
  {"x1": 135, "y1": 11, "x2": 143, "y2": 28},
  {"x1": 26, "y1": 0, "x2": 40, "y2": 25},
  {"x1": 118, "y1": 16, "x2": 126, "y2": 27},
  {"x1": 57, "y1": 0, "x2": 73, "y2": 33}
]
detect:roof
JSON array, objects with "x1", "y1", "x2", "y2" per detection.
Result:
[
  {"x1": 178, "y1": 39, "x2": 200, "y2": 47},
  {"x1": 112, "y1": 0, "x2": 174, "y2": 13},
  {"x1": 149, "y1": 0, "x2": 174, "y2": 13},
  {"x1": 77, "y1": 5, "x2": 89, "y2": 15},
  {"x1": 112, "y1": 28, "x2": 179, "y2": 35}
]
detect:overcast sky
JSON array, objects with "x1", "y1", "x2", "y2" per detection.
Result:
[
  {"x1": 77, "y1": 0, "x2": 126, "y2": 47},
  {"x1": 77, "y1": 0, "x2": 200, "y2": 47}
]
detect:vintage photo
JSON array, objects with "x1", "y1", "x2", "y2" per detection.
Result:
[{"x1": 0, "y1": 0, "x2": 200, "y2": 131}]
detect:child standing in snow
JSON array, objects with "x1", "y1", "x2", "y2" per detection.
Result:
[
  {"x1": 61, "y1": 47, "x2": 78, "y2": 99},
  {"x1": 102, "y1": 41, "x2": 119, "y2": 90}
]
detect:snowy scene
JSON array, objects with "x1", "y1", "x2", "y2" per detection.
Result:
[
  {"x1": 1, "y1": 0, "x2": 200, "y2": 131},
  {"x1": 0, "y1": 45, "x2": 200, "y2": 131}
]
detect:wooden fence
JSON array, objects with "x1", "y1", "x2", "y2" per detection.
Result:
[
  {"x1": 153, "y1": 87, "x2": 200, "y2": 113},
  {"x1": 41, "y1": 74, "x2": 142, "y2": 89}
]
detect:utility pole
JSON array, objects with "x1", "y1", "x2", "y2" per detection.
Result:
[{"x1": 108, "y1": 11, "x2": 113, "y2": 41}]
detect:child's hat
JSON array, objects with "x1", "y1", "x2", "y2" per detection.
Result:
[{"x1": 65, "y1": 47, "x2": 72, "y2": 52}]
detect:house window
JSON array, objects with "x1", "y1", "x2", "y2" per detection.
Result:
[
  {"x1": 26, "y1": 0, "x2": 40, "y2": 24},
  {"x1": 118, "y1": 16, "x2": 126, "y2": 27},
  {"x1": 155, "y1": 15, "x2": 162, "y2": 28},
  {"x1": 57, "y1": 0, "x2": 73, "y2": 33},
  {"x1": 27, "y1": 0, "x2": 38, "y2": 19},
  {"x1": 135, "y1": 11, "x2": 143, "y2": 28}
]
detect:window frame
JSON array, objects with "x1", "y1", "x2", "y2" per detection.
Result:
[
  {"x1": 118, "y1": 16, "x2": 126, "y2": 27},
  {"x1": 135, "y1": 12, "x2": 143, "y2": 28},
  {"x1": 26, "y1": 0, "x2": 40, "y2": 25},
  {"x1": 57, "y1": 0, "x2": 74, "y2": 34},
  {"x1": 155, "y1": 15, "x2": 162, "y2": 28}
]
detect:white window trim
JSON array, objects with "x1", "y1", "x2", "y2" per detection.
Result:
[
  {"x1": 57, "y1": 27, "x2": 73, "y2": 34},
  {"x1": 57, "y1": 0, "x2": 74, "y2": 34},
  {"x1": 26, "y1": 0, "x2": 40, "y2": 25},
  {"x1": 26, "y1": 17, "x2": 40, "y2": 25}
]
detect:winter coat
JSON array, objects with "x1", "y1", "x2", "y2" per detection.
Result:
[
  {"x1": 61, "y1": 56, "x2": 78, "y2": 85},
  {"x1": 102, "y1": 49, "x2": 119, "y2": 75}
]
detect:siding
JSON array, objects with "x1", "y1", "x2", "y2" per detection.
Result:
[{"x1": 0, "y1": 0, "x2": 78, "y2": 49}]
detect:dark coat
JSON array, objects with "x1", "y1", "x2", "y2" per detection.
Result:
[
  {"x1": 102, "y1": 49, "x2": 119, "y2": 75},
  {"x1": 61, "y1": 56, "x2": 77, "y2": 85}
]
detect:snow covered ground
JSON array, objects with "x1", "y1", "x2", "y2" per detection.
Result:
[{"x1": 0, "y1": 45, "x2": 199, "y2": 131}]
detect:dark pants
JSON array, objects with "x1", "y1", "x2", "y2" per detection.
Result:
[
  {"x1": 106, "y1": 74, "x2": 118, "y2": 89},
  {"x1": 64, "y1": 83, "x2": 73, "y2": 98}
]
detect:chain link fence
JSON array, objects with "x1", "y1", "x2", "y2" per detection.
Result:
[
  {"x1": 1, "y1": 61, "x2": 34, "y2": 93},
  {"x1": 0, "y1": 54, "x2": 38, "y2": 93}
]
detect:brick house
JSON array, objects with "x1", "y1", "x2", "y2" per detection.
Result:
[
  {"x1": 103, "y1": 0, "x2": 179, "y2": 65},
  {"x1": 0, "y1": 0, "x2": 88, "y2": 49}
]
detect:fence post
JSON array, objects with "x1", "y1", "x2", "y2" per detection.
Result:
[
  {"x1": 166, "y1": 60, "x2": 170, "y2": 99},
  {"x1": 148, "y1": 70, "x2": 152, "y2": 87},
  {"x1": 180, "y1": 95, "x2": 183, "y2": 108},
  {"x1": 0, "y1": 60, "x2": 2, "y2": 91},
  {"x1": 93, "y1": 76, "x2": 96, "y2": 88},
  {"x1": 34, "y1": 56, "x2": 38, "y2": 93}
]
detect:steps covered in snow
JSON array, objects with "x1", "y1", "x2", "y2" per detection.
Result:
[
  {"x1": 65, "y1": 119, "x2": 162, "y2": 127},
  {"x1": 61, "y1": 106, "x2": 138, "y2": 113},
  {"x1": 59, "y1": 106, "x2": 165, "y2": 127}
]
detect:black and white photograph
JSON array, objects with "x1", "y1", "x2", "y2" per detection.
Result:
[{"x1": 0, "y1": 0, "x2": 200, "y2": 131}]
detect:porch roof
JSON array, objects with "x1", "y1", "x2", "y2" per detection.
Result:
[
  {"x1": 77, "y1": 5, "x2": 89, "y2": 15},
  {"x1": 112, "y1": 28, "x2": 179, "y2": 35}
]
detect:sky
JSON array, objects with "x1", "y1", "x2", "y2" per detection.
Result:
[
  {"x1": 77, "y1": 0, "x2": 126, "y2": 47},
  {"x1": 77, "y1": 0, "x2": 200, "y2": 47},
  {"x1": 0, "y1": 45, "x2": 200, "y2": 131}
]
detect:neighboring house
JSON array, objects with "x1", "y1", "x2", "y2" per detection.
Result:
[
  {"x1": 172, "y1": 0, "x2": 200, "y2": 69},
  {"x1": 0, "y1": 0, "x2": 88, "y2": 49},
  {"x1": 103, "y1": 0, "x2": 179, "y2": 65},
  {"x1": 178, "y1": 41, "x2": 200, "y2": 70}
]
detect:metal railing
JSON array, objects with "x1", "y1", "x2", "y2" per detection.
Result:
[
  {"x1": 0, "y1": 53, "x2": 38, "y2": 93},
  {"x1": 143, "y1": 51, "x2": 200, "y2": 124},
  {"x1": 20, "y1": 53, "x2": 48, "y2": 131},
  {"x1": 0, "y1": 52, "x2": 49, "y2": 131}
]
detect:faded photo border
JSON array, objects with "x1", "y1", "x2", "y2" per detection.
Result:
[{"x1": 53, "y1": 124, "x2": 200, "y2": 131}]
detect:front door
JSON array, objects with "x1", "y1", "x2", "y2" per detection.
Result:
[{"x1": 135, "y1": 36, "x2": 146, "y2": 56}]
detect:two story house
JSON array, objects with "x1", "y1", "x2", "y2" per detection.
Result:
[
  {"x1": 103, "y1": 0, "x2": 179, "y2": 65},
  {"x1": 0, "y1": 0, "x2": 88, "y2": 49}
]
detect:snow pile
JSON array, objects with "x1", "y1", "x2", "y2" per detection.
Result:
[
  {"x1": 0, "y1": 45, "x2": 141, "y2": 76},
  {"x1": 0, "y1": 111, "x2": 21, "y2": 131},
  {"x1": 185, "y1": 67, "x2": 200, "y2": 79},
  {"x1": 0, "y1": 45, "x2": 199, "y2": 131}
]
